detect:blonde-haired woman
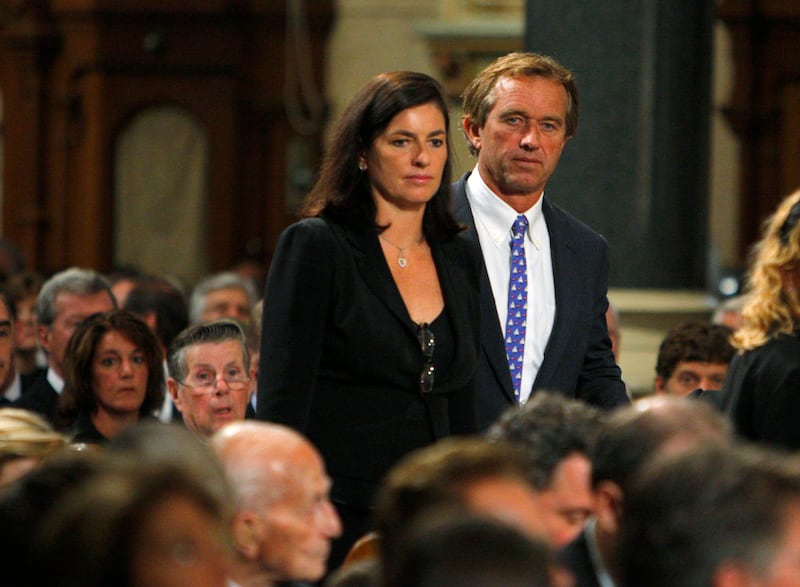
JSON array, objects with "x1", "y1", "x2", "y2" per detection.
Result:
[
  {"x1": 0, "y1": 407, "x2": 68, "y2": 492},
  {"x1": 721, "y1": 188, "x2": 800, "y2": 449}
]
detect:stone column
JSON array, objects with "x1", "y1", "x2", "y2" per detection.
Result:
[{"x1": 525, "y1": 0, "x2": 715, "y2": 288}]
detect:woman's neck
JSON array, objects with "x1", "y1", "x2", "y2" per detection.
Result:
[
  {"x1": 376, "y1": 206, "x2": 426, "y2": 243},
  {"x1": 91, "y1": 409, "x2": 139, "y2": 440}
]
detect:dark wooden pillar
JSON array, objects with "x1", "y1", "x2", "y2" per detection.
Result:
[{"x1": 717, "y1": 1, "x2": 800, "y2": 258}]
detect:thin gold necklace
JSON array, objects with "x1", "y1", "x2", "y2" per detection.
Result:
[{"x1": 378, "y1": 233, "x2": 424, "y2": 268}]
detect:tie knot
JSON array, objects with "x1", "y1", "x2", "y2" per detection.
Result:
[{"x1": 512, "y1": 215, "x2": 528, "y2": 238}]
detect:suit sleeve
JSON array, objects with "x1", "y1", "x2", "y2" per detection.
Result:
[
  {"x1": 575, "y1": 240, "x2": 630, "y2": 408},
  {"x1": 256, "y1": 220, "x2": 334, "y2": 431},
  {"x1": 445, "y1": 237, "x2": 482, "y2": 435}
]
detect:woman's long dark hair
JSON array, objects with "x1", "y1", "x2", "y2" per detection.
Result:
[{"x1": 301, "y1": 71, "x2": 462, "y2": 241}]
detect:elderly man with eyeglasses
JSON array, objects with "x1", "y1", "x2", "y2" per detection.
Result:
[{"x1": 167, "y1": 319, "x2": 254, "y2": 438}]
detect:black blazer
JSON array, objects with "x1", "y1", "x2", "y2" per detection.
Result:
[
  {"x1": 257, "y1": 217, "x2": 481, "y2": 508},
  {"x1": 452, "y1": 173, "x2": 628, "y2": 430}
]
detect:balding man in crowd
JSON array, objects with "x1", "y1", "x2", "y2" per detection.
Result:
[
  {"x1": 621, "y1": 443, "x2": 800, "y2": 587},
  {"x1": 559, "y1": 396, "x2": 731, "y2": 587},
  {"x1": 211, "y1": 421, "x2": 342, "y2": 587}
]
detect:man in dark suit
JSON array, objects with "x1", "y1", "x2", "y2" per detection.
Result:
[
  {"x1": 454, "y1": 52, "x2": 629, "y2": 430},
  {"x1": 559, "y1": 396, "x2": 731, "y2": 587},
  {"x1": 14, "y1": 268, "x2": 116, "y2": 422}
]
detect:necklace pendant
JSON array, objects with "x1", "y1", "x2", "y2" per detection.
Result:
[{"x1": 397, "y1": 256, "x2": 408, "y2": 268}]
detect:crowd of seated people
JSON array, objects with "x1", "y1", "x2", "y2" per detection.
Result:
[
  {"x1": 0, "y1": 256, "x2": 798, "y2": 586},
  {"x1": 3, "y1": 48, "x2": 800, "y2": 587}
]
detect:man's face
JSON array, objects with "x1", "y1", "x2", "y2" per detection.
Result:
[
  {"x1": 656, "y1": 361, "x2": 730, "y2": 396},
  {"x1": 464, "y1": 75, "x2": 569, "y2": 208},
  {"x1": 530, "y1": 452, "x2": 595, "y2": 548},
  {"x1": 168, "y1": 340, "x2": 253, "y2": 438},
  {"x1": 0, "y1": 300, "x2": 14, "y2": 393},
  {"x1": 201, "y1": 288, "x2": 252, "y2": 325},
  {"x1": 257, "y1": 443, "x2": 342, "y2": 581},
  {"x1": 38, "y1": 290, "x2": 115, "y2": 376}
]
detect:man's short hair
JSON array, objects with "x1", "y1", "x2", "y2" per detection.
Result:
[
  {"x1": 621, "y1": 444, "x2": 800, "y2": 587},
  {"x1": 35, "y1": 268, "x2": 115, "y2": 327},
  {"x1": 461, "y1": 51, "x2": 579, "y2": 154},
  {"x1": 386, "y1": 510, "x2": 554, "y2": 587},
  {"x1": 188, "y1": 272, "x2": 257, "y2": 325},
  {"x1": 123, "y1": 276, "x2": 188, "y2": 349},
  {"x1": 373, "y1": 437, "x2": 530, "y2": 555},
  {"x1": 167, "y1": 319, "x2": 248, "y2": 383},
  {"x1": 591, "y1": 396, "x2": 730, "y2": 491},
  {"x1": 487, "y1": 392, "x2": 603, "y2": 490},
  {"x1": 655, "y1": 322, "x2": 735, "y2": 380}
]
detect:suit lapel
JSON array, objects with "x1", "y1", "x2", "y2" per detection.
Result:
[
  {"x1": 453, "y1": 175, "x2": 516, "y2": 404},
  {"x1": 533, "y1": 199, "x2": 579, "y2": 389}
]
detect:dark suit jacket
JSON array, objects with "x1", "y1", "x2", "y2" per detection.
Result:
[
  {"x1": 257, "y1": 217, "x2": 481, "y2": 508},
  {"x1": 452, "y1": 173, "x2": 628, "y2": 430},
  {"x1": 13, "y1": 372, "x2": 58, "y2": 424},
  {"x1": 559, "y1": 529, "x2": 604, "y2": 587}
]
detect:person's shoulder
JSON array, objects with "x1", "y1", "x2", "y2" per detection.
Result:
[{"x1": 278, "y1": 217, "x2": 341, "y2": 248}]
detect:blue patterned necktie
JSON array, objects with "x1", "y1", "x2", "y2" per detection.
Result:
[{"x1": 505, "y1": 215, "x2": 528, "y2": 402}]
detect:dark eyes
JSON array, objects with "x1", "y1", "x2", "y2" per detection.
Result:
[{"x1": 99, "y1": 354, "x2": 145, "y2": 368}]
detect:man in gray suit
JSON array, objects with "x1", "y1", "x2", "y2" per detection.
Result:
[{"x1": 453, "y1": 52, "x2": 629, "y2": 430}]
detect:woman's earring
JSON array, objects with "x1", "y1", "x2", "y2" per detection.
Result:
[{"x1": 358, "y1": 161, "x2": 367, "y2": 171}]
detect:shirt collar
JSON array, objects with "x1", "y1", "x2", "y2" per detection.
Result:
[
  {"x1": 585, "y1": 518, "x2": 617, "y2": 587},
  {"x1": 466, "y1": 166, "x2": 545, "y2": 250},
  {"x1": 47, "y1": 367, "x2": 64, "y2": 394}
]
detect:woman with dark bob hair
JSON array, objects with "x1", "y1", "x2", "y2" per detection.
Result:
[
  {"x1": 58, "y1": 310, "x2": 164, "y2": 443},
  {"x1": 257, "y1": 71, "x2": 481, "y2": 566}
]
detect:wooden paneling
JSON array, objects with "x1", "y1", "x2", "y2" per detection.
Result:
[
  {"x1": 718, "y1": 0, "x2": 800, "y2": 258},
  {"x1": 0, "y1": 1, "x2": 333, "y2": 275}
]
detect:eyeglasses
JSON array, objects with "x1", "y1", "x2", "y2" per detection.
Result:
[
  {"x1": 175, "y1": 371, "x2": 250, "y2": 395},
  {"x1": 418, "y1": 322, "x2": 435, "y2": 395}
]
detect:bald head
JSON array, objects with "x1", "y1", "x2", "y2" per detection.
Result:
[
  {"x1": 211, "y1": 422, "x2": 341, "y2": 584},
  {"x1": 212, "y1": 422, "x2": 309, "y2": 508}
]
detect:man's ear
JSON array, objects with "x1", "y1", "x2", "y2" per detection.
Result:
[
  {"x1": 232, "y1": 511, "x2": 264, "y2": 561},
  {"x1": 654, "y1": 375, "x2": 666, "y2": 393},
  {"x1": 167, "y1": 378, "x2": 183, "y2": 412},
  {"x1": 141, "y1": 311, "x2": 158, "y2": 333},
  {"x1": 462, "y1": 116, "x2": 482, "y2": 152},
  {"x1": 37, "y1": 324, "x2": 51, "y2": 354},
  {"x1": 595, "y1": 480, "x2": 624, "y2": 533}
]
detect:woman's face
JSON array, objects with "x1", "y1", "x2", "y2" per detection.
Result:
[
  {"x1": 365, "y1": 101, "x2": 448, "y2": 212},
  {"x1": 91, "y1": 330, "x2": 149, "y2": 417},
  {"x1": 14, "y1": 294, "x2": 38, "y2": 352}
]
